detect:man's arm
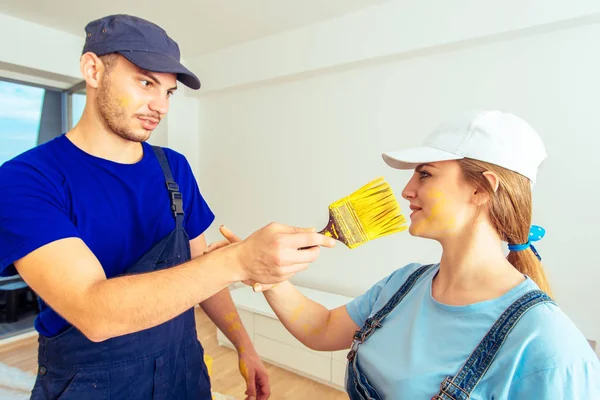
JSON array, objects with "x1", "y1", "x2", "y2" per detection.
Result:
[
  {"x1": 15, "y1": 237, "x2": 240, "y2": 342},
  {"x1": 14, "y1": 223, "x2": 334, "y2": 342},
  {"x1": 190, "y1": 234, "x2": 253, "y2": 352},
  {"x1": 195, "y1": 233, "x2": 272, "y2": 400}
]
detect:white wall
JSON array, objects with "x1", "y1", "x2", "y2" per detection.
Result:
[
  {"x1": 166, "y1": 95, "x2": 201, "y2": 175},
  {"x1": 0, "y1": 13, "x2": 83, "y2": 88},
  {"x1": 191, "y1": 0, "x2": 600, "y2": 93},
  {"x1": 187, "y1": 1, "x2": 600, "y2": 348}
]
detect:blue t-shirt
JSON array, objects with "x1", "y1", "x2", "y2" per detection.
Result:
[
  {"x1": 0, "y1": 135, "x2": 215, "y2": 337},
  {"x1": 346, "y1": 263, "x2": 600, "y2": 399}
]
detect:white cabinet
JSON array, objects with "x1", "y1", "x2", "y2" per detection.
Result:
[
  {"x1": 331, "y1": 350, "x2": 349, "y2": 388},
  {"x1": 216, "y1": 285, "x2": 354, "y2": 391}
]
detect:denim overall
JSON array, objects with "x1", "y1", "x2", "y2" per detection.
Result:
[
  {"x1": 30, "y1": 146, "x2": 212, "y2": 400},
  {"x1": 346, "y1": 264, "x2": 554, "y2": 400}
]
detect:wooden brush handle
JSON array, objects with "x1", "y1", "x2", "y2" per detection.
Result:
[{"x1": 299, "y1": 217, "x2": 335, "y2": 250}]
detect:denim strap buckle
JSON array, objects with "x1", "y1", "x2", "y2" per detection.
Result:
[
  {"x1": 433, "y1": 377, "x2": 470, "y2": 400},
  {"x1": 166, "y1": 181, "x2": 184, "y2": 218},
  {"x1": 347, "y1": 339, "x2": 361, "y2": 361}
]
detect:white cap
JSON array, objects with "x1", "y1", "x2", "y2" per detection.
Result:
[{"x1": 382, "y1": 110, "x2": 547, "y2": 184}]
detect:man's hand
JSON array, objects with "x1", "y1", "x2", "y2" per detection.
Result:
[
  {"x1": 238, "y1": 346, "x2": 270, "y2": 400},
  {"x1": 205, "y1": 226, "x2": 284, "y2": 292},
  {"x1": 205, "y1": 223, "x2": 334, "y2": 288},
  {"x1": 237, "y1": 223, "x2": 334, "y2": 284}
]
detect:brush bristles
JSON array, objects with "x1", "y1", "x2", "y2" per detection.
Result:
[{"x1": 329, "y1": 177, "x2": 407, "y2": 248}]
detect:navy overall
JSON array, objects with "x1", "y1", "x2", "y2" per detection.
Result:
[
  {"x1": 345, "y1": 264, "x2": 555, "y2": 400},
  {"x1": 30, "y1": 146, "x2": 212, "y2": 400}
]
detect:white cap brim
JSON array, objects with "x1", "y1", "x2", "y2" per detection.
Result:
[{"x1": 382, "y1": 146, "x2": 464, "y2": 170}]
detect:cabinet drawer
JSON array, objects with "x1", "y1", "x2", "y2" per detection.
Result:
[
  {"x1": 332, "y1": 349, "x2": 349, "y2": 362},
  {"x1": 331, "y1": 359, "x2": 347, "y2": 388},
  {"x1": 254, "y1": 314, "x2": 331, "y2": 357},
  {"x1": 254, "y1": 335, "x2": 331, "y2": 381}
]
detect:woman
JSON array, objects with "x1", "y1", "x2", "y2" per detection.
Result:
[{"x1": 211, "y1": 110, "x2": 600, "y2": 399}]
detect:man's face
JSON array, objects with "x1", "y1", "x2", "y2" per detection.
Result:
[{"x1": 96, "y1": 55, "x2": 177, "y2": 142}]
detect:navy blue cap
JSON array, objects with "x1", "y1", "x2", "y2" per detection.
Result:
[{"x1": 82, "y1": 14, "x2": 200, "y2": 90}]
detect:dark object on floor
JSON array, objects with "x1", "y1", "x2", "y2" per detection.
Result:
[{"x1": 0, "y1": 280, "x2": 40, "y2": 323}]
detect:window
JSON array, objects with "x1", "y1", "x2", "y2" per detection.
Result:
[
  {"x1": 0, "y1": 80, "x2": 45, "y2": 165},
  {"x1": 0, "y1": 78, "x2": 84, "y2": 166},
  {"x1": 71, "y1": 92, "x2": 86, "y2": 127}
]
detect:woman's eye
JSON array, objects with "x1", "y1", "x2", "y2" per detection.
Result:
[
  {"x1": 418, "y1": 171, "x2": 431, "y2": 179},
  {"x1": 140, "y1": 80, "x2": 151, "y2": 87}
]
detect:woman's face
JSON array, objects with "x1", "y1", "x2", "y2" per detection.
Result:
[{"x1": 401, "y1": 160, "x2": 477, "y2": 240}]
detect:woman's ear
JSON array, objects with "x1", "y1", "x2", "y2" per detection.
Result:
[
  {"x1": 472, "y1": 171, "x2": 499, "y2": 206},
  {"x1": 482, "y1": 171, "x2": 500, "y2": 193}
]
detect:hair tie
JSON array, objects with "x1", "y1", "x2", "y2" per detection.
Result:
[{"x1": 508, "y1": 225, "x2": 545, "y2": 260}]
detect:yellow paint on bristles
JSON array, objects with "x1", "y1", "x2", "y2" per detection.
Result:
[{"x1": 325, "y1": 177, "x2": 407, "y2": 249}]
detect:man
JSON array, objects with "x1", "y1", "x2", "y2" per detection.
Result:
[{"x1": 0, "y1": 14, "x2": 334, "y2": 400}]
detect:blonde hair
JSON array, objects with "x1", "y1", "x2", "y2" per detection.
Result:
[{"x1": 458, "y1": 158, "x2": 552, "y2": 297}]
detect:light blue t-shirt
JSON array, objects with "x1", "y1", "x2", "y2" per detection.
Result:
[{"x1": 346, "y1": 263, "x2": 600, "y2": 399}]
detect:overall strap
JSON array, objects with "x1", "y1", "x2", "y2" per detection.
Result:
[
  {"x1": 347, "y1": 264, "x2": 436, "y2": 362},
  {"x1": 152, "y1": 146, "x2": 184, "y2": 227},
  {"x1": 433, "y1": 290, "x2": 555, "y2": 400}
]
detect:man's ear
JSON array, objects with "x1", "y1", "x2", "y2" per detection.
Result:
[{"x1": 80, "y1": 52, "x2": 107, "y2": 89}]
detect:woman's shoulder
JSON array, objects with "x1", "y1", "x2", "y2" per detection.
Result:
[
  {"x1": 345, "y1": 262, "x2": 438, "y2": 326},
  {"x1": 385, "y1": 262, "x2": 439, "y2": 286},
  {"x1": 507, "y1": 299, "x2": 599, "y2": 374},
  {"x1": 370, "y1": 262, "x2": 440, "y2": 303}
]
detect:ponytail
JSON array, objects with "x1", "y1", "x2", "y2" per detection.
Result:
[{"x1": 458, "y1": 158, "x2": 553, "y2": 297}]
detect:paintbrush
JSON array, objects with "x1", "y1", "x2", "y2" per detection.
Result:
[
  {"x1": 300, "y1": 176, "x2": 407, "y2": 250},
  {"x1": 252, "y1": 177, "x2": 407, "y2": 292}
]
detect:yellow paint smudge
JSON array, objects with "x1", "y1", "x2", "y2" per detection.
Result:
[
  {"x1": 412, "y1": 189, "x2": 456, "y2": 234},
  {"x1": 290, "y1": 304, "x2": 305, "y2": 323},
  {"x1": 239, "y1": 359, "x2": 249, "y2": 380},
  {"x1": 224, "y1": 312, "x2": 237, "y2": 322},
  {"x1": 227, "y1": 321, "x2": 242, "y2": 333},
  {"x1": 225, "y1": 311, "x2": 242, "y2": 333},
  {"x1": 117, "y1": 96, "x2": 131, "y2": 108}
]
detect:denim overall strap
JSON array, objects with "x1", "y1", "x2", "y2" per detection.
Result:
[
  {"x1": 152, "y1": 146, "x2": 185, "y2": 228},
  {"x1": 432, "y1": 290, "x2": 555, "y2": 400},
  {"x1": 347, "y1": 264, "x2": 435, "y2": 363},
  {"x1": 346, "y1": 264, "x2": 435, "y2": 400}
]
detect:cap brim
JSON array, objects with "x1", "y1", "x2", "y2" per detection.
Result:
[
  {"x1": 382, "y1": 146, "x2": 463, "y2": 169},
  {"x1": 119, "y1": 51, "x2": 201, "y2": 90}
]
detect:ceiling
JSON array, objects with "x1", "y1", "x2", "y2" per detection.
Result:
[{"x1": 0, "y1": 0, "x2": 394, "y2": 58}]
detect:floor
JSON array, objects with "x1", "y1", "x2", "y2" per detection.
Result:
[
  {"x1": 0, "y1": 310, "x2": 36, "y2": 341},
  {"x1": 0, "y1": 307, "x2": 348, "y2": 400}
]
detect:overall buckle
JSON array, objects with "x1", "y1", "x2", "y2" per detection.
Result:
[{"x1": 166, "y1": 181, "x2": 184, "y2": 218}]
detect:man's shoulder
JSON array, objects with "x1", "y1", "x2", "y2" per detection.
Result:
[
  {"x1": 147, "y1": 143, "x2": 184, "y2": 158},
  {"x1": 147, "y1": 144, "x2": 190, "y2": 168},
  {"x1": 0, "y1": 137, "x2": 64, "y2": 179},
  {"x1": 149, "y1": 145, "x2": 195, "y2": 182}
]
